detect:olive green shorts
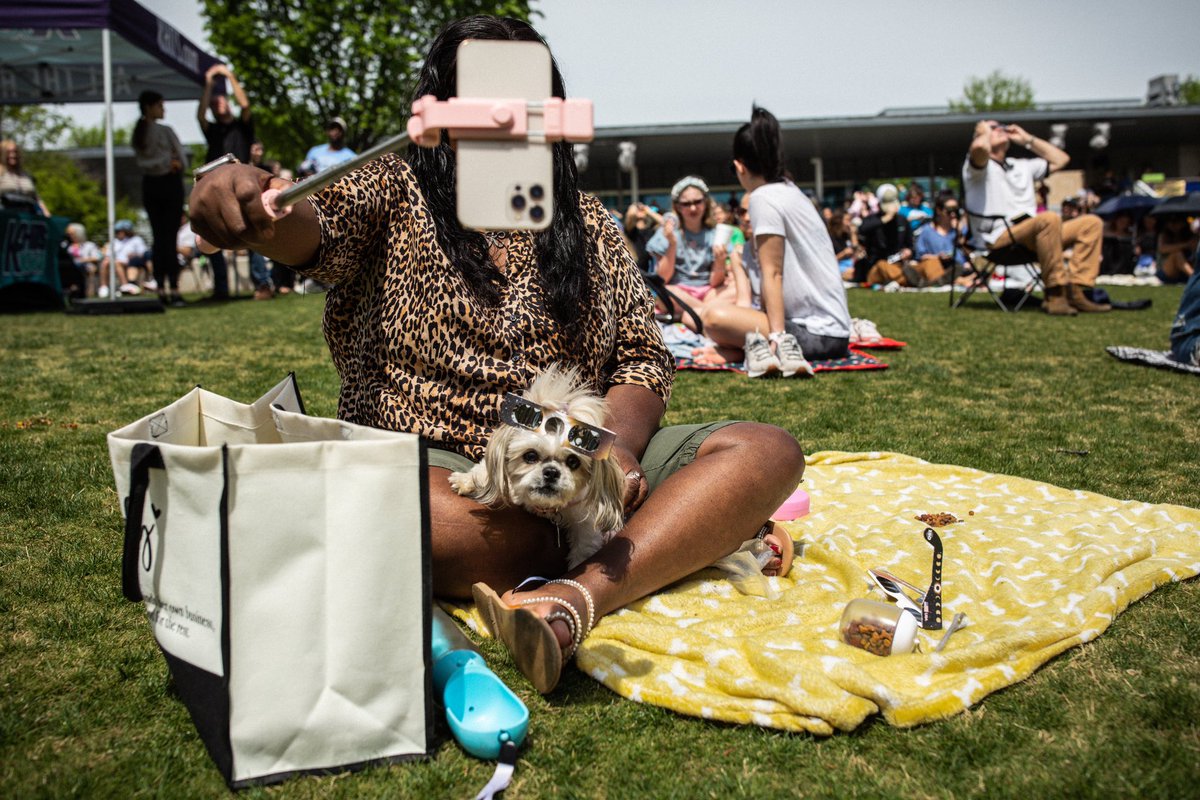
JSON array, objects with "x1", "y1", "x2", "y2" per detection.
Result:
[{"x1": 426, "y1": 420, "x2": 739, "y2": 490}]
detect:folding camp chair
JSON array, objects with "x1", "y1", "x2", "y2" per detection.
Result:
[{"x1": 949, "y1": 209, "x2": 1045, "y2": 311}]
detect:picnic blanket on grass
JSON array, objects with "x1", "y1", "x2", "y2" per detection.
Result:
[
  {"x1": 676, "y1": 347, "x2": 887, "y2": 374},
  {"x1": 660, "y1": 321, "x2": 899, "y2": 374},
  {"x1": 451, "y1": 451, "x2": 1200, "y2": 734},
  {"x1": 849, "y1": 336, "x2": 906, "y2": 350},
  {"x1": 1106, "y1": 346, "x2": 1200, "y2": 375}
]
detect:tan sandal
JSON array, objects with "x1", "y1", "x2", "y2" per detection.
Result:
[{"x1": 471, "y1": 578, "x2": 594, "y2": 694}]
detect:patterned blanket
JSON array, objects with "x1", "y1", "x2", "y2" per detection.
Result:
[
  {"x1": 675, "y1": 347, "x2": 888, "y2": 374},
  {"x1": 453, "y1": 451, "x2": 1200, "y2": 734},
  {"x1": 660, "y1": 322, "x2": 898, "y2": 373},
  {"x1": 1106, "y1": 346, "x2": 1200, "y2": 375}
]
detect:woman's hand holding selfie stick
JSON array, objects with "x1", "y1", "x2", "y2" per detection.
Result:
[{"x1": 192, "y1": 95, "x2": 593, "y2": 255}]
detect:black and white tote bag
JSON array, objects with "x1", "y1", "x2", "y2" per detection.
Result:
[{"x1": 108, "y1": 375, "x2": 433, "y2": 788}]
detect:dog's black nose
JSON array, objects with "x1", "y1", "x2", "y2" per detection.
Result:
[{"x1": 542, "y1": 465, "x2": 560, "y2": 484}]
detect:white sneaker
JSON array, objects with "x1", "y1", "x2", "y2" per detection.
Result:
[
  {"x1": 119, "y1": 282, "x2": 141, "y2": 295},
  {"x1": 850, "y1": 318, "x2": 881, "y2": 344},
  {"x1": 773, "y1": 332, "x2": 815, "y2": 377},
  {"x1": 141, "y1": 278, "x2": 158, "y2": 291},
  {"x1": 97, "y1": 285, "x2": 110, "y2": 298},
  {"x1": 744, "y1": 331, "x2": 782, "y2": 378}
]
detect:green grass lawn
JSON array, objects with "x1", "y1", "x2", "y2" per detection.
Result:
[{"x1": 2, "y1": 286, "x2": 1197, "y2": 799}]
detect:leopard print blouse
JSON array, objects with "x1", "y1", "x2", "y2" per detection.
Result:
[{"x1": 306, "y1": 154, "x2": 674, "y2": 461}]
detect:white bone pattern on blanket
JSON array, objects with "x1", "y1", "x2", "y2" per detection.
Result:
[{"x1": 572, "y1": 451, "x2": 1200, "y2": 733}]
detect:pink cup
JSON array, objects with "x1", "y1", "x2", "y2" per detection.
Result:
[{"x1": 772, "y1": 488, "x2": 810, "y2": 521}]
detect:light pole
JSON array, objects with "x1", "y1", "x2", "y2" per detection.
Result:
[
  {"x1": 810, "y1": 156, "x2": 824, "y2": 204},
  {"x1": 618, "y1": 141, "x2": 638, "y2": 206}
]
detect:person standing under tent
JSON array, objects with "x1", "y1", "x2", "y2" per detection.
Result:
[{"x1": 132, "y1": 90, "x2": 188, "y2": 307}]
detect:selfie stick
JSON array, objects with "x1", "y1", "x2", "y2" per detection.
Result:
[
  {"x1": 262, "y1": 96, "x2": 593, "y2": 218},
  {"x1": 266, "y1": 130, "x2": 412, "y2": 214}
]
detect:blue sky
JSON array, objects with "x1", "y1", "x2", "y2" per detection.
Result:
[{"x1": 79, "y1": 0, "x2": 1200, "y2": 146}]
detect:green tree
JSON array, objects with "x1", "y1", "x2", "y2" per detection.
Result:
[
  {"x1": 200, "y1": 1, "x2": 535, "y2": 168},
  {"x1": 24, "y1": 151, "x2": 139, "y2": 241},
  {"x1": 0, "y1": 105, "x2": 72, "y2": 149},
  {"x1": 950, "y1": 70, "x2": 1036, "y2": 113},
  {"x1": 66, "y1": 123, "x2": 132, "y2": 148},
  {"x1": 1179, "y1": 75, "x2": 1200, "y2": 105},
  {"x1": 0, "y1": 106, "x2": 137, "y2": 237}
]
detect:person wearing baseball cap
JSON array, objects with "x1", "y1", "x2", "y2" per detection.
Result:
[
  {"x1": 856, "y1": 183, "x2": 916, "y2": 285},
  {"x1": 304, "y1": 116, "x2": 357, "y2": 175}
]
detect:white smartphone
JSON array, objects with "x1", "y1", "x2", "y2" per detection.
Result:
[{"x1": 455, "y1": 39, "x2": 554, "y2": 231}]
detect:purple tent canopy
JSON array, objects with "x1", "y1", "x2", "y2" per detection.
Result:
[
  {"x1": 1, "y1": 1, "x2": 223, "y2": 311},
  {"x1": 0, "y1": 0, "x2": 221, "y2": 105}
]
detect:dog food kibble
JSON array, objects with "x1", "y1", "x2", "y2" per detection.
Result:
[
  {"x1": 844, "y1": 620, "x2": 895, "y2": 656},
  {"x1": 915, "y1": 512, "x2": 960, "y2": 526}
]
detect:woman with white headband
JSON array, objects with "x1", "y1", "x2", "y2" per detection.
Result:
[{"x1": 644, "y1": 175, "x2": 728, "y2": 323}]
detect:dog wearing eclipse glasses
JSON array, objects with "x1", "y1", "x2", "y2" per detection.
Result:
[{"x1": 449, "y1": 364, "x2": 627, "y2": 568}]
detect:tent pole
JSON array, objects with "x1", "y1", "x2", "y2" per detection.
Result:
[{"x1": 102, "y1": 27, "x2": 116, "y2": 294}]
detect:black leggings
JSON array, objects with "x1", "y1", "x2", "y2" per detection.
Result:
[{"x1": 143, "y1": 173, "x2": 184, "y2": 292}]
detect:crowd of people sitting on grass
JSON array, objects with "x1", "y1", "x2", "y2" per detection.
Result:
[
  {"x1": 616, "y1": 176, "x2": 1197, "y2": 302},
  {"x1": 604, "y1": 112, "x2": 1199, "y2": 369}
]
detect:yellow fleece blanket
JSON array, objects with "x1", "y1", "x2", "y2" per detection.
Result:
[{"x1": 459, "y1": 451, "x2": 1200, "y2": 734}]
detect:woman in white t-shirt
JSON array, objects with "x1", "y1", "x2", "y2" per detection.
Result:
[{"x1": 702, "y1": 106, "x2": 851, "y2": 376}]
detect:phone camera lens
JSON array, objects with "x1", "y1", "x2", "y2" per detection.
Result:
[
  {"x1": 511, "y1": 194, "x2": 527, "y2": 211},
  {"x1": 530, "y1": 205, "x2": 545, "y2": 222},
  {"x1": 529, "y1": 184, "x2": 545, "y2": 201}
]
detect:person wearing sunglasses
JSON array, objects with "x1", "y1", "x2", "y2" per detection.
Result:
[
  {"x1": 190, "y1": 15, "x2": 804, "y2": 695},
  {"x1": 910, "y1": 193, "x2": 969, "y2": 287},
  {"x1": 644, "y1": 175, "x2": 728, "y2": 325},
  {"x1": 622, "y1": 202, "x2": 664, "y2": 275},
  {"x1": 964, "y1": 118, "x2": 1108, "y2": 315}
]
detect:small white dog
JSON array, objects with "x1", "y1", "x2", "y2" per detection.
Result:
[{"x1": 449, "y1": 364, "x2": 627, "y2": 568}]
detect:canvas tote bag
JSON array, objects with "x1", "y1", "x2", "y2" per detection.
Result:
[{"x1": 107, "y1": 375, "x2": 433, "y2": 788}]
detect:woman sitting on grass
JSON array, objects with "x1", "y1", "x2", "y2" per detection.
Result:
[
  {"x1": 699, "y1": 106, "x2": 852, "y2": 378},
  {"x1": 644, "y1": 176, "x2": 729, "y2": 325},
  {"x1": 189, "y1": 14, "x2": 803, "y2": 695}
]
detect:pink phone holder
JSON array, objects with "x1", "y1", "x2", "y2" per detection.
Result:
[
  {"x1": 406, "y1": 95, "x2": 594, "y2": 147},
  {"x1": 257, "y1": 94, "x2": 595, "y2": 223},
  {"x1": 772, "y1": 488, "x2": 810, "y2": 521}
]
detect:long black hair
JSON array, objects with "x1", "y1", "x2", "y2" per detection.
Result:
[
  {"x1": 732, "y1": 105, "x2": 786, "y2": 183},
  {"x1": 132, "y1": 90, "x2": 163, "y2": 154},
  {"x1": 406, "y1": 16, "x2": 592, "y2": 336}
]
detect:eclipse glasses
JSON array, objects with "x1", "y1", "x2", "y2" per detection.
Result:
[{"x1": 499, "y1": 394, "x2": 616, "y2": 459}]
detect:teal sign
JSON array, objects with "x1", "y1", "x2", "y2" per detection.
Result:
[{"x1": 0, "y1": 211, "x2": 67, "y2": 296}]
